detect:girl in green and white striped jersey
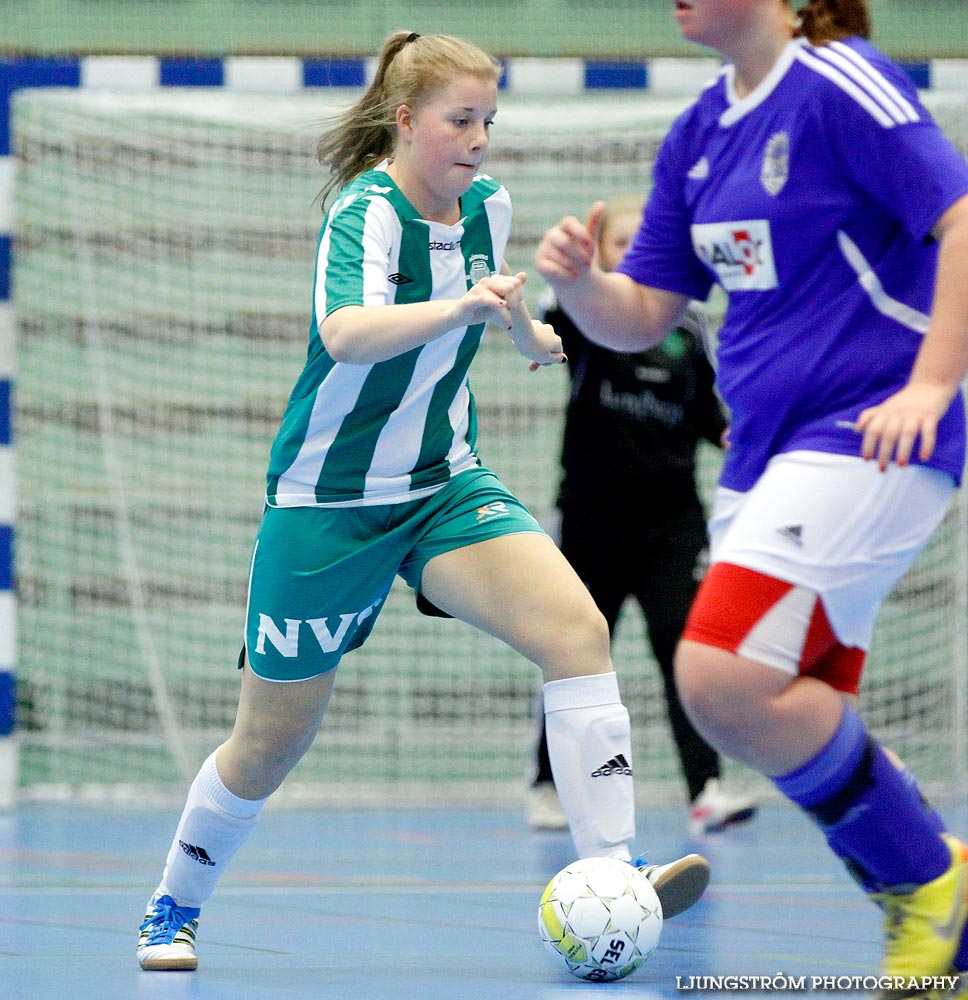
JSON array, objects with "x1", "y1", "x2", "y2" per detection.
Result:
[
  {"x1": 267, "y1": 134, "x2": 522, "y2": 506},
  {"x1": 137, "y1": 31, "x2": 710, "y2": 973}
]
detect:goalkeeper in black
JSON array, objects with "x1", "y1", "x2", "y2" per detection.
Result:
[{"x1": 527, "y1": 195, "x2": 757, "y2": 837}]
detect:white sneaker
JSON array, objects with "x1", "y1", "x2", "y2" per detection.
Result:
[
  {"x1": 689, "y1": 778, "x2": 757, "y2": 837},
  {"x1": 137, "y1": 894, "x2": 200, "y2": 971},
  {"x1": 637, "y1": 853, "x2": 711, "y2": 918},
  {"x1": 526, "y1": 782, "x2": 569, "y2": 831}
]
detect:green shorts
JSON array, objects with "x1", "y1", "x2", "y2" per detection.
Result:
[{"x1": 243, "y1": 466, "x2": 545, "y2": 681}]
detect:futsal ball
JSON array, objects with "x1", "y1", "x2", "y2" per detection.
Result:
[{"x1": 537, "y1": 856, "x2": 663, "y2": 982}]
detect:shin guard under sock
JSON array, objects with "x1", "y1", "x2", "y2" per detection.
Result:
[
  {"x1": 544, "y1": 672, "x2": 635, "y2": 860},
  {"x1": 156, "y1": 748, "x2": 267, "y2": 908},
  {"x1": 774, "y1": 706, "x2": 949, "y2": 892}
]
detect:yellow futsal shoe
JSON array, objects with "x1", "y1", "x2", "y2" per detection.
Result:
[{"x1": 877, "y1": 835, "x2": 968, "y2": 988}]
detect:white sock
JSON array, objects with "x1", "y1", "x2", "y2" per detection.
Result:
[
  {"x1": 544, "y1": 672, "x2": 635, "y2": 861},
  {"x1": 155, "y1": 748, "x2": 267, "y2": 908}
]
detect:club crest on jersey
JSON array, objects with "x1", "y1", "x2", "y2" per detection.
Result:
[
  {"x1": 467, "y1": 253, "x2": 492, "y2": 285},
  {"x1": 761, "y1": 132, "x2": 789, "y2": 196}
]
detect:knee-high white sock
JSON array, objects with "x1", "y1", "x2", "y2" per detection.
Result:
[
  {"x1": 155, "y1": 748, "x2": 267, "y2": 908},
  {"x1": 544, "y1": 672, "x2": 635, "y2": 861}
]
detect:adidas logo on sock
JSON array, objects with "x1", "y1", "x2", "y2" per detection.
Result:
[
  {"x1": 591, "y1": 754, "x2": 633, "y2": 777},
  {"x1": 179, "y1": 840, "x2": 216, "y2": 866}
]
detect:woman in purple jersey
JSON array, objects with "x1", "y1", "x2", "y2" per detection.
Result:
[{"x1": 537, "y1": 0, "x2": 968, "y2": 988}]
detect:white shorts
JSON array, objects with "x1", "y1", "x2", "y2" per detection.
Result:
[{"x1": 707, "y1": 450, "x2": 954, "y2": 651}]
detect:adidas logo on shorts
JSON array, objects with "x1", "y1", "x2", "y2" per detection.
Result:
[{"x1": 777, "y1": 524, "x2": 804, "y2": 547}]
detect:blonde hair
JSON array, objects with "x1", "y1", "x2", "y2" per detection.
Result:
[
  {"x1": 315, "y1": 31, "x2": 501, "y2": 207},
  {"x1": 598, "y1": 194, "x2": 644, "y2": 253},
  {"x1": 793, "y1": 0, "x2": 871, "y2": 44},
  {"x1": 598, "y1": 194, "x2": 645, "y2": 238}
]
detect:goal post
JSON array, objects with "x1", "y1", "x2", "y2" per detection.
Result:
[{"x1": 11, "y1": 87, "x2": 968, "y2": 806}]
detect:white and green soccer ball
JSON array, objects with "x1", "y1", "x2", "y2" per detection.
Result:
[{"x1": 537, "y1": 856, "x2": 663, "y2": 982}]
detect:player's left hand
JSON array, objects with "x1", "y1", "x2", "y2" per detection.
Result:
[
  {"x1": 520, "y1": 319, "x2": 567, "y2": 371},
  {"x1": 854, "y1": 382, "x2": 955, "y2": 471}
]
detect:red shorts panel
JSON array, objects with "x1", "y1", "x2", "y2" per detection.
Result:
[{"x1": 683, "y1": 562, "x2": 865, "y2": 695}]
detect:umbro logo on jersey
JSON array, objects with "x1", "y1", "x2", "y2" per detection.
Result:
[
  {"x1": 179, "y1": 840, "x2": 216, "y2": 866},
  {"x1": 687, "y1": 156, "x2": 710, "y2": 180},
  {"x1": 388, "y1": 272, "x2": 413, "y2": 285},
  {"x1": 777, "y1": 524, "x2": 804, "y2": 547},
  {"x1": 591, "y1": 754, "x2": 633, "y2": 777}
]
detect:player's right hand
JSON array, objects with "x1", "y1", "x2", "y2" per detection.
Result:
[
  {"x1": 535, "y1": 202, "x2": 606, "y2": 286},
  {"x1": 454, "y1": 271, "x2": 526, "y2": 329},
  {"x1": 854, "y1": 381, "x2": 954, "y2": 471}
]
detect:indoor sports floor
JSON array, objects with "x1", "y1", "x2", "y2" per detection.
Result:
[{"x1": 5, "y1": 796, "x2": 968, "y2": 1000}]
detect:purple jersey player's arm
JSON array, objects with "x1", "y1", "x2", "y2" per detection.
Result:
[
  {"x1": 535, "y1": 201, "x2": 690, "y2": 352},
  {"x1": 855, "y1": 192, "x2": 968, "y2": 471}
]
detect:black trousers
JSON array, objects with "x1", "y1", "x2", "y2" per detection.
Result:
[{"x1": 534, "y1": 500, "x2": 720, "y2": 802}]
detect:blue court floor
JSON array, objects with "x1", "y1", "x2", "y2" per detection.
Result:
[{"x1": 4, "y1": 797, "x2": 967, "y2": 1000}]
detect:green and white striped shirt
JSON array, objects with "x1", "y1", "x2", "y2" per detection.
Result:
[{"x1": 266, "y1": 161, "x2": 511, "y2": 507}]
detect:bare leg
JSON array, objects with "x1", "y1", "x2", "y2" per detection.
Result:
[
  {"x1": 423, "y1": 534, "x2": 668, "y2": 877},
  {"x1": 674, "y1": 639, "x2": 843, "y2": 777},
  {"x1": 420, "y1": 532, "x2": 612, "y2": 680},
  {"x1": 217, "y1": 666, "x2": 338, "y2": 799}
]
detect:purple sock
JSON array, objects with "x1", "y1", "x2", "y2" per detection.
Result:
[{"x1": 774, "y1": 705, "x2": 949, "y2": 892}]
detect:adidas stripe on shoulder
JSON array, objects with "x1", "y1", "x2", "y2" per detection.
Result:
[{"x1": 795, "y1": 42, "x2": 920, "y2": 128}]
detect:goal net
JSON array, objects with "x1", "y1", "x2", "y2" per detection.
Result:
[{"x1": 12, "y1": 87, "x2": 968, "y2": 806}]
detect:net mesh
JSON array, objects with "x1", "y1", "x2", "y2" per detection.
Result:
[{"x1": 12, "y1": 87, "x2": 968, "y2": 805}]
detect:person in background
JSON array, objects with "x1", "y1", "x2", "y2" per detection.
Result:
[
  {"x1": 135, "y1": 31, "x2": 710, "y2": 975},
  {"x1": 536, "y1": 0, "x2": 968, "y2": 986},
  {"x1": 527, "y1": 195, "x2": 757, "y2": 837}
]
